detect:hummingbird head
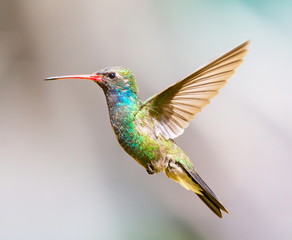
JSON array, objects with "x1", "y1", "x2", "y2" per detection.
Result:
[
  {"x1": 95, "y1": 67, "x2": 138, "y2": 93},
  {"x1": 45, "y1": 66, "x2": 138, "y2": 94}
]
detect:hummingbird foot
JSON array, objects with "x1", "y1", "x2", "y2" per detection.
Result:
[{"x1": 146, "y1": 163, "x2": 155, "y2": 175}]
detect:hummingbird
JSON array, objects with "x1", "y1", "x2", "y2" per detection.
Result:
[{"x1": 46, "y1": 41, "x2": 249, "y2": 218}]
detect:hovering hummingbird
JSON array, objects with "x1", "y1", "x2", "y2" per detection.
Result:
[{"x1": 46, "y1": 41, "x2": 249, "y2": 217}]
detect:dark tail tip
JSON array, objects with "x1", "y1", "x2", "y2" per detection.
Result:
[
  {"x1": 180, "y1": 165, "x2": 228, "y2": 217},
  {"x1": 176, "y1": 162, "x2": 228, "y2": 218},
  {"x1": 196, "y1": 191, "x2": 228, "y2": 218},
  {"x1": 191, "y1": 170, "x2": 228, "y2": 218}
]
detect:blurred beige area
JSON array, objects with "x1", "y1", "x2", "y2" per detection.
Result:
[{"x1": 1, "y1": 0, "x2": 292, "y2": 239}]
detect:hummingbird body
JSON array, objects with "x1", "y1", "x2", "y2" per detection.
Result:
[{"x1": 46, "y1": 42, "x2": 249, "y2": 217}]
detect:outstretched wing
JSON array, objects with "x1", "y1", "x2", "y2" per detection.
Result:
[{"x1": 140, "y1": 41, "x2": 249, "y2": 139}]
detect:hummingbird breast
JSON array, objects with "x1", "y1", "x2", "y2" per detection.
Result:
[
  {"x1": 104, "y1": 89, "x2": 188, "y2": 173},
  {"x1": 113, "y1": 110, "x2": 164, "y2": 171},
  {"x1": 104, "y1": 90, "x2": 159, "y2": 166}
]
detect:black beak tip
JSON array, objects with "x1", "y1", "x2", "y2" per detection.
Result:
[{"x1": 44, "y1": 77, "x2": 56, "y2": 81}]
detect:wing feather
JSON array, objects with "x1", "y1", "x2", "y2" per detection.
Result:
[{"x1": 141, "y1": 41, "x2": 249, "y2": 139}]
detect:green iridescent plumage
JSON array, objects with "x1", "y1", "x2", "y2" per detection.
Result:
[{"x1": 46, "y1": 41, "x2": 249, "y2": 218}]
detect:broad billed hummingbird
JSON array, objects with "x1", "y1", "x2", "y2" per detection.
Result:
[{"x1": 46, "y1": 41, "x2": 249, "y2": 218}]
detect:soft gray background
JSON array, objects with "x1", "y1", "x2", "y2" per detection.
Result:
[{"x1": 1, "y1": 0, "x2": 291, "y2": 239}]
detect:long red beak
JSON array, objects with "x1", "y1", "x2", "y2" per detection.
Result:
[{"x1": 45, "y1": 74, "x2": 102, "y2": 82}]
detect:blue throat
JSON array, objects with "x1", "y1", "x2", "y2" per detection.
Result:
[{"x1": 104, "y1": 88, "x2": 141, "y2": 130}]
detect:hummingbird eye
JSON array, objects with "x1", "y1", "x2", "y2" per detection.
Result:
[{"x1": 108, "y1": 73, "x2": 116, "y2": 79}]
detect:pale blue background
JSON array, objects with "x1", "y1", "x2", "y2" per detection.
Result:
[{"x1": 1, "y1": 0, "x2": 291, "y2": 239}]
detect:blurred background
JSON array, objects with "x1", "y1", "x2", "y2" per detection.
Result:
[{"x1": 1, "y1": 0, "x2": 292, "y2": 239}]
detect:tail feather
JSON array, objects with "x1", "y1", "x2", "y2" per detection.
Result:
[
  {"x1": 197, "y1": 192, "x2": 225, "y2": 218},
  {"x1": 177, "y1": 162, "x2": 228, "y2": 218}
]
